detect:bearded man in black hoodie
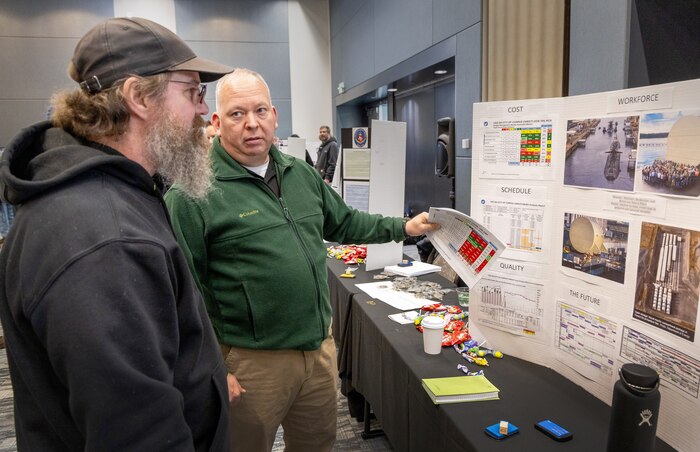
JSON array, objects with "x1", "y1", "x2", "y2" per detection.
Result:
[
  {"x1": 0, "y1": 17, "x2": 234, "y2": 451},
  {"x1": 314, "y1": 125, "x2": 339, "y2": 183}
]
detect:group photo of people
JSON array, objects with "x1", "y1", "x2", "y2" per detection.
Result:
[{"x1": 641, "y1": 159, "x2": 700, "y2": 191}]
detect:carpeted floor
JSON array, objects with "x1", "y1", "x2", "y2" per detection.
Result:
[
  {"x1": 272, "y1": 389, "x2": 392, "y2": 451},
  {"x1": 0, "y1": 347, "x2": 392, "y2": 451},
  {"x1": 0, "y1": 349, "x2": 16, "y2": 452}
]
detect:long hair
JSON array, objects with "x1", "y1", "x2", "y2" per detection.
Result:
[{"x1": 51, "y1": 64, "x2": 169, "y2": 139}]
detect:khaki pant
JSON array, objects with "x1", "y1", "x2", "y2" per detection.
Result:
[{"x1": 221, "y1": 335, "x2": 338, "y2": 452}]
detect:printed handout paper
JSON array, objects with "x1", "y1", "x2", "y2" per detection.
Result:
[{"x1": 426, "y1": 207, "x2": 505, "y2": 287}]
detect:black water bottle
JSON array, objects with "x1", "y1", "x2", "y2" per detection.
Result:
[{"x1": 607, "y1": 363, "x2": 660, "y2": 452}]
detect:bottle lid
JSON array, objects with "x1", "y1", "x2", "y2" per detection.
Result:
[{"x1": 619, "y1": 363, "x2": 659, "y2": 393}]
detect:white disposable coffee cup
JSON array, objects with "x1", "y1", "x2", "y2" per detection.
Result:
[{"x1": 421, "y1": 316, "x2": 445, "y2": 355}]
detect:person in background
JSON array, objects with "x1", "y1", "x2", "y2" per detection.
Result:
[
  {"x1": 315, "y1": 125, "x2": 338, "y2": 183},
  {"x1": 206, "y1": 120, "x2": 218, "y2": 144},
  {"x1": 165, "y1": 68, "x2": 439, "y2": 452},
  {"x1": 0, "y1": 17, "x2": 233, "y2": 451}
]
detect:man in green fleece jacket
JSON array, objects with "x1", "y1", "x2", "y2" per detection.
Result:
[{"x1": 165, "y1": 68, "x2": 438, "y2": 452}]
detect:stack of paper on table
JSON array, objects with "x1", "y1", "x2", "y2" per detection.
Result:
[
  {"x1": 383, "y1": 261, "x2": 442, "y2": 277},
  {"x1": 355, "y1": 282, "x2": 432, "y2": 311},
  {"x1": 421, "y1": 375, "x2": 500, "y2": 404}
]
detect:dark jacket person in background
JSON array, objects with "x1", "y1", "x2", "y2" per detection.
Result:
[
  {"x1": 315, "y1": 125, "x2": 339, "y2": 183},
  {"x1": 0, "y1": 17, "x2": 233, "y2": 451}
]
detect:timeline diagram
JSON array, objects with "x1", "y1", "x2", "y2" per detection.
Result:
[
  {"x1": 478, "y1": 118, "x2": 554, "y2": 179},
  {"x1": 473, "y1": 273, "x2": 545, "y2": 337},
  {"x1": 555, "y1": 302, "x2": 617, "y2": 379},
  {"x1": 481, "y1": 197, "x2": 548, "y2": 260},
  {"x1": 621, "y1": 326, "x2": 700, "y2": 400}
]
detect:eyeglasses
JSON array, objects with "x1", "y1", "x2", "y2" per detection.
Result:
[{"x1": 169, "y1": 80, "x2": 207, "y2": 104}]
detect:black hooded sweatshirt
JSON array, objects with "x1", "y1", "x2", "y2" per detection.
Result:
[
  {"x1": 0, "y1": 121, "x2": 229, "y2": 451},
  {"x1": 314, "y1": 136, "x2": 338, "y2": 181}
]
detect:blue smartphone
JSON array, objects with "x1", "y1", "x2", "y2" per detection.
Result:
[
  {"x1": 535, "y1": 419, "x2": 573, "y2": 442},
  {"x1": 484, "y1": 422, "x2": 519, "y2": 440}
]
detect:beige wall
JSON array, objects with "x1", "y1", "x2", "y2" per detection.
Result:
[
  {"x1": 482, "y1": 0, "x2": 568, "y2": 101},
  {"x1": 113, "y1": 0, "x2": 177, "y2": 30},
  {"x1": 288, "y1": 0, "x2": 333, "y2": 140}
]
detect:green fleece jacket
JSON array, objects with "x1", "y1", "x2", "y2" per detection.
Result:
[{"x1": 165, "y1": 140, "x2": 404, "y2": 350}]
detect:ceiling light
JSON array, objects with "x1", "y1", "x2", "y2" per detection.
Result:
[
  {"x1": 434, "y1": 69, "x2": 448, "y2": 75},
  {"x1": 387, "y1": 88, "x2": 398, "y2": 92}
]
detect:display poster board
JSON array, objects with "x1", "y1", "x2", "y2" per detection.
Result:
[
  {"x1": 340, "y1": 127, "x2": 371, "y2": 206},
  {"x1": 342, "y1": 180, "x2": 369, "y2": 212},
  {"x1": 284, "y1": 137, "x2": 307, "y2": 161},
  {"x1": 470, "y1": 78, "x2": 700, "y2": 452},
  {"x1": 307, "y1": 140, "x2": 321, "y2": 165},
  {"x1": 330, "y1": 148, "x2": 342, "y2": 194},
  {"x1": 365, "y1": 120, "x2": 407, "y2": 271}
]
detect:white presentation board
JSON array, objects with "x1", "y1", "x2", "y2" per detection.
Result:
[
  {"x1": 365, "y1": 120, "x2": 407, "y2": 271},
  {"x1": 470, "y1": 78, "x2": 700, "y2": 452},
  {"x1": 284, "y1": 137, "x2": 307, "y2": 161}
]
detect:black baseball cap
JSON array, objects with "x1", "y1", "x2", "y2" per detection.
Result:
[{"x1": 72, "y1": 17, "x2": 233, "y2": 93}]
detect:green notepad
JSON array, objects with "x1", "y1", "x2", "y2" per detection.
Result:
[{"x1": 421, "y1": 375, "x2": 500, "y2": 404}]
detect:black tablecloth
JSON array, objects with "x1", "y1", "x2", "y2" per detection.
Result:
[{"x1": 327, "y1": 257, "x2": 675, "y2": 451}]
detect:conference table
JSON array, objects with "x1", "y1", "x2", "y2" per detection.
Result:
[{"x1": 326, "y1": 256, "x2": 675, "y2": 452}]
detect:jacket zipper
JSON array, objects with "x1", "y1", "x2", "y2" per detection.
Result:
[{"x1": 277, "y1": 197, "x2": 324, "y2": 336}]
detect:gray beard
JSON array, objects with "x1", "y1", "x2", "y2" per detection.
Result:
[{"x1": 145, "y1": 114, "x2": 212, "y2": 199}]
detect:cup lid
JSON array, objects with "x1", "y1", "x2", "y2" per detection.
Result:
[{"x1": 421, "y1": 316, "x2": 445, "y2": 329}]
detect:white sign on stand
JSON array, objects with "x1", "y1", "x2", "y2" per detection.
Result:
[
  {"x1": 365, "y1": 120, "x2": 407, "y2": 271},
  {"x1": 330, "y1": 148, "x2": 342, "y2": 195},
  {"x1": 284, "y1": 137, "x2": 307, "y2": 161}
]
